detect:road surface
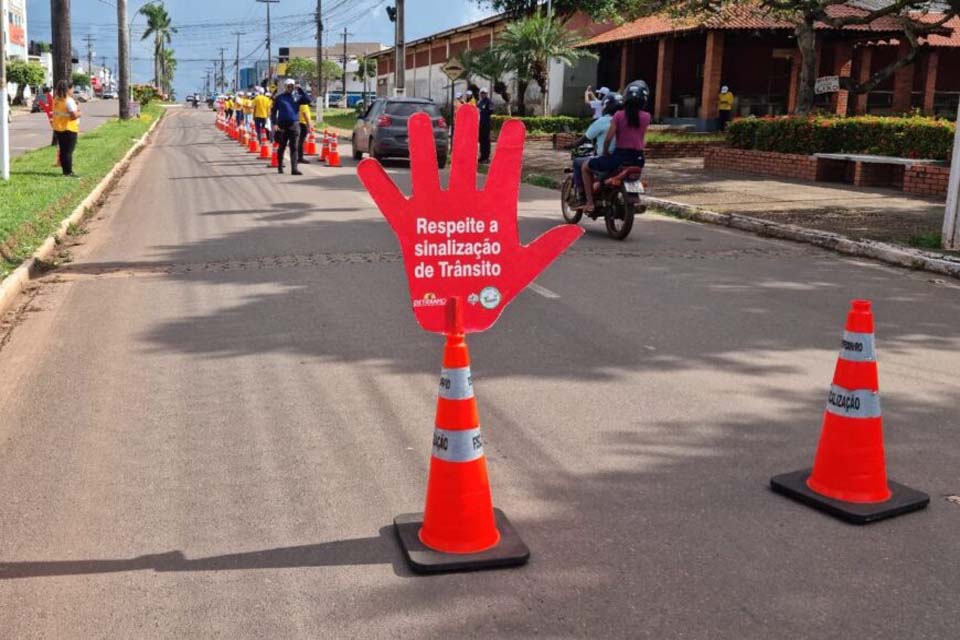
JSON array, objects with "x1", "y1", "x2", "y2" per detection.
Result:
[
  {"x1": 8, "y1": 99, "x2": 120, "y2": 158},
  {"x1": 0, "y1": 108, "x2": 958, "y2": 638}
]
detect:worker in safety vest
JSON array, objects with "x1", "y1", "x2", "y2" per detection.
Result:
[
  {"x1": 253, "y1": 87, "x2": 273, "y2": 142},
  {"x1": 297, "y1": 86, "x2": 313, "y2": 164},
  {"x1": 52, "y1": 80, "x2": 81, "y2": 178},
  {"x1": 718, "y1": 85, "x2": 735, "y2": 130}
]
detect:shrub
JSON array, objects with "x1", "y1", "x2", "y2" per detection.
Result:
[
  {"x1": 726, "y1": 115, "x2": 955, "y2": 161},
  {"x1": 132, "y1": 84, "x2": 158, "y2": 106},
  {"x1": 491, "y1": 115, "x2": 593, "y2": 134}
]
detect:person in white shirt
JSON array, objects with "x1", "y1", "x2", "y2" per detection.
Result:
[{"x1": 585, "y1": 85, "x2": 610, "y2": 120}]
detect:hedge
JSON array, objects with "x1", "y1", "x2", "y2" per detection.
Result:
[
  {"x1": 491, "y1": 115, "x2": 593, "y2": 134},
  {"x1": 727, "y1": 115, "x2": 955, "y2": 161}
]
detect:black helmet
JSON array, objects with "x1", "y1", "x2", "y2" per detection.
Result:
[
  {"x1": 602, "y1": 93, "x2": 623, "y2": 116},
  {"x1": 624, "y1": 80, "x2": 650, "y2": 111}
]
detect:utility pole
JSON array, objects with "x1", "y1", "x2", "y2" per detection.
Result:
[
  {"x1": 943, "y1": 104, "x2": 960, "y2": 249},
  {"x1": 256, "y1": 0, "x2": 280, "y2": 86},
  {"x1": 1, "y1": 0, "x2": 10, "y2": 180},
  {"x1": 232, "y1": 31, "x2": 244, "y2": 92},
  {"x1": 219, "y1": 47, "x2": 226, "y2": 93},
  {"x1": 395, "y1": 0, "x2": 404, "y2": 96},
  {"x1": 342, "y1": 28, "x2": 351, "y2": 105},
  {"x1": 84, "y1": 34, "x2": 95, "y2": 86},
  {"x1": 51, "y1": 0, "x2": 73, "y2": 90},
  {"x1": 315, "y1": 0, "x2": 323, "y2": 123}
]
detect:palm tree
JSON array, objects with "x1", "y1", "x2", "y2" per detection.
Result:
[
  {"x1": 140, "y1": 4, "x2": 177, "y2": 91},
  {"x1": 161, "y1": 48, "x2": 177, "y2": 97},
  {"x1": 459, "y1": 48, "x2": 514, "y2": 114},
  {"x1": 495, "y1": 12, "x2": 595, "y2": 115}
]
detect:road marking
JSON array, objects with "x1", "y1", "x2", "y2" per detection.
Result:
[{"x1": 529, "y1": 283, "x2": 560, "y2": 299}]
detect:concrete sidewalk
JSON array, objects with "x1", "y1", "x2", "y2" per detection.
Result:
[{"x1": 523, "y1": 142, "x2": 947, "y2": 246}]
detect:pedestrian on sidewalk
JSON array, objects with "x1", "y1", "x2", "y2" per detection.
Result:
[
  {"x1": 297, "y1": 89, "x2": 313, "y2": 165},
  {"x1": 477, "y1": 88, "x2": 493, "y2": 164},
  {"x1": 52, "y1": 80, "x2": 81, "y2": 178},
  {"x1": 271, "y1": 79, "x2": 310, "y2": 175}
]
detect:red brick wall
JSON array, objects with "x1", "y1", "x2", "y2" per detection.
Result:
[
  {"x1": 903, "y1": 165, "x2": 950, "y2": 197},
  {"x1": 704, "y1": 147, "x2": 819, "y2": 181}
]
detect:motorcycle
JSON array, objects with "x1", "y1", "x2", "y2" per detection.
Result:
[{"x1": 560, "y1": 143, "x2": 646, "y2": 240}]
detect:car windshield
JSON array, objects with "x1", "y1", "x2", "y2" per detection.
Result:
[{"x1": 385, "y1": 102, "x2": 441, "y2": 117}]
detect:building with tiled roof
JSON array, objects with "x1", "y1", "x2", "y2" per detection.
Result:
[{"x1": 579, "y1": 4, "x2": 960, "y2": 129}]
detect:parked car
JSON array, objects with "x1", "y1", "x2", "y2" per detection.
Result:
[
  {"x1": 102, "y1": 90, "x2": 118, "y2": 99},
  {"x1": 352, "y1": 97, "x2": 449, "y2": 168}
]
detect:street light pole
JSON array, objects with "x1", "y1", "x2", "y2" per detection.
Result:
[
  {"x1": 316, "y1": 0, "x2": 323, "y2": 124},
  {"x1": 395, "y1": 0, "x2": 405, "y2": 96}
]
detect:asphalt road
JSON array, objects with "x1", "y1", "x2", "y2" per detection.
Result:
[
  {"x1": 1, "y1": 108, "x2": 958, "y2": 639},
  {"x1": 8, "y1": 99, "x2": 120, "y2": 157}
]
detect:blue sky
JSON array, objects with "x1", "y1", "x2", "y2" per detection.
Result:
[{"x1": 27, "y1": 0, "x2": 496, "y2": 94}]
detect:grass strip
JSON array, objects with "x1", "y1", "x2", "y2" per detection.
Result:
[
  {"x1": 0, "y1": 103, "x2": 164, "y2": 278},
  {"x1": 320, "y1": 108, "x2": 358, "y2": 132}
]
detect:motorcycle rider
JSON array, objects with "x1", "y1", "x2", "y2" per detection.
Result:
[
  {"x1": 581, "y1": 80, "x2": 651, "y2": 215},
  {"x1": 572, "y1": 93, "x2": 621, "y2": 200}
]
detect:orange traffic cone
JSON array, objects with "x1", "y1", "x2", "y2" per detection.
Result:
[
  {"x1": 394, "y1": 298, "x2": 529, "y2": 574},
  {"x1": 319, "y1": 129, "x2": 329, "y2": 161},
  {"x1": 305, "y1": 128, "x2": 317, "y2": 156},
  {"x1": 326, "y1": 136, "x2": 341, "y2": 167},
  {"x1": 259, "y1": 133, "x2": 271, "y2": 159},
  {"x1": 269, "y1": 140, "x2": 280, "y2": 168},
  {"x1": 248, "y1": 128, "x2": 259, "y2": 153},
  {"x1": 771, "y1": 300, "x2": 929, "y2": 524}
]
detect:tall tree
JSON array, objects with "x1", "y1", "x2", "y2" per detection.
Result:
[
  {"x1": 161, "y1": 48, "x2": 177, "y2": 97},
  {"x1": 140, "y1": 4, "x2": 177, "y2": 91},
  {"x1": 50, "y1": 0, "x2": 72, "y2": 89},
  {"x1": 459, "y1": 47, "x2": 514, "y2": 114},
  {"x1": 478, "y1": 0, "x2": 645, "y2": 20},
  {"x1": 495, "y1": 12, "x2": 596, "y2": 115}
]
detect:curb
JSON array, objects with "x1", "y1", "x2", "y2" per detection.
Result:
[
  {"x1": 640, "y1": 196, "x2": 960, "y2": 280},
  {"x1": 0, "y1": 110, "x2": 167, "y2": 319}
]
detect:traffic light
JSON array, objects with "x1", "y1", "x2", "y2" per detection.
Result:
[{"x1": 386, "y1": 6, "x2": 397, "y2": 22}]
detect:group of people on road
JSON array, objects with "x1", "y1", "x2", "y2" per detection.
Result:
[
  {"x1": 218, "y1": 79, "x2": 313, "y2": 175},
  {"x1": 454, "y1": 87, "x2": 493, "y2": 164}
]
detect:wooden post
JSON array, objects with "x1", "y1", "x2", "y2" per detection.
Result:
[{"x1": 654, "y1": 36, "x2": 674, "y2": 121}]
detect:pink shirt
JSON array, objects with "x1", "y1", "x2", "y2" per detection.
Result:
[{"x1": 613, "y1": 109, "x2": 651, "y2": 150}]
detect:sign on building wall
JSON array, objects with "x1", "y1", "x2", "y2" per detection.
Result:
[{"x1": 815, "y1": 76, "x2": 840, "y2": 95}]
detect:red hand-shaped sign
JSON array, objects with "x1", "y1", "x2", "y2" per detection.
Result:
[{"x1": 358, "y1": 105, "x2": 583, "y2": 334}]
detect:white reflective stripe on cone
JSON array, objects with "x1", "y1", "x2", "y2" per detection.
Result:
[
  {"x1": 432, "y1": 427, "x2": 484, "y2": 463},
  {"x1": 826, "y1": 384, "x2": 882, "y2": 418},
  {"x1": 841, "y1": 331, "x2": 877, "y2": 362},
  {"x1": 439, "y1": 367, "x2": 474, "y2": 400}
]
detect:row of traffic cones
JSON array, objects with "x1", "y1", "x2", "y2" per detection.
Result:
[{"x1": 213, "y1": 115, "x2": 342, "y2": 169}]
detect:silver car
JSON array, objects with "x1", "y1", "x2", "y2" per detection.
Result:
[{"x1": 352, "y1": 98, "x2": 449, "y2": 168}]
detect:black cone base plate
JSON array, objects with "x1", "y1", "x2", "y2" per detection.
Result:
[
  {"x1": 394, "y1": 508, "x2": 530, "y2": 575},
  {"x1": 771, "y1": 468, "x2": 929, "y2": 525}
]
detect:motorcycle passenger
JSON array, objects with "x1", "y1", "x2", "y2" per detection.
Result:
[
  {"x1": 581, "y1": 81, "x2": 651, "y2": 214},
  {"x1": 573, "y1": 94, "x2": 621, "y2": 196}
]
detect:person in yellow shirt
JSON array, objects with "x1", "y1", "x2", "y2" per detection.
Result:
[
  {"x1": 464, "y1": 89, "x2": 477, "y2": 106},
  {"x1": 52, "y1": 80, "x2": 81, "y2": 178},
  {"x1": 718, "y1": 85, "x2": 734, "y2": 130},
  {"x1": 243, "y1": 93, "x2": 254, "y2": 122},
  {"x1": 297, "y1": 91, "x2": 313, "y2": 164},
  {"x1": 253, "y1": 87, "x2": 273, "y2": 142},
  {"x1": 224, "y1": 95, "x2": 234, "y2": 119}
]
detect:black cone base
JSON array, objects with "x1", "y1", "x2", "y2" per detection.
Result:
[
  {"x1": 771, "y1": 468, "x2": 929, "y2": 525},
  {"x1": 394, "y1": 508, "x2": 530, "y2": 575}
]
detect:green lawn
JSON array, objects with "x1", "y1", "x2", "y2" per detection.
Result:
[
  {"x1": 0, "y1": 103, "x2": 164, "y2": 278},
  {"x1": 320, "y1": 108, "x2": 358, "y2": 131}
]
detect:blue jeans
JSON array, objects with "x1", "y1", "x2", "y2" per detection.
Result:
[{"x1": 572, "y1": 156, "x2": 590, "y2": 190}]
